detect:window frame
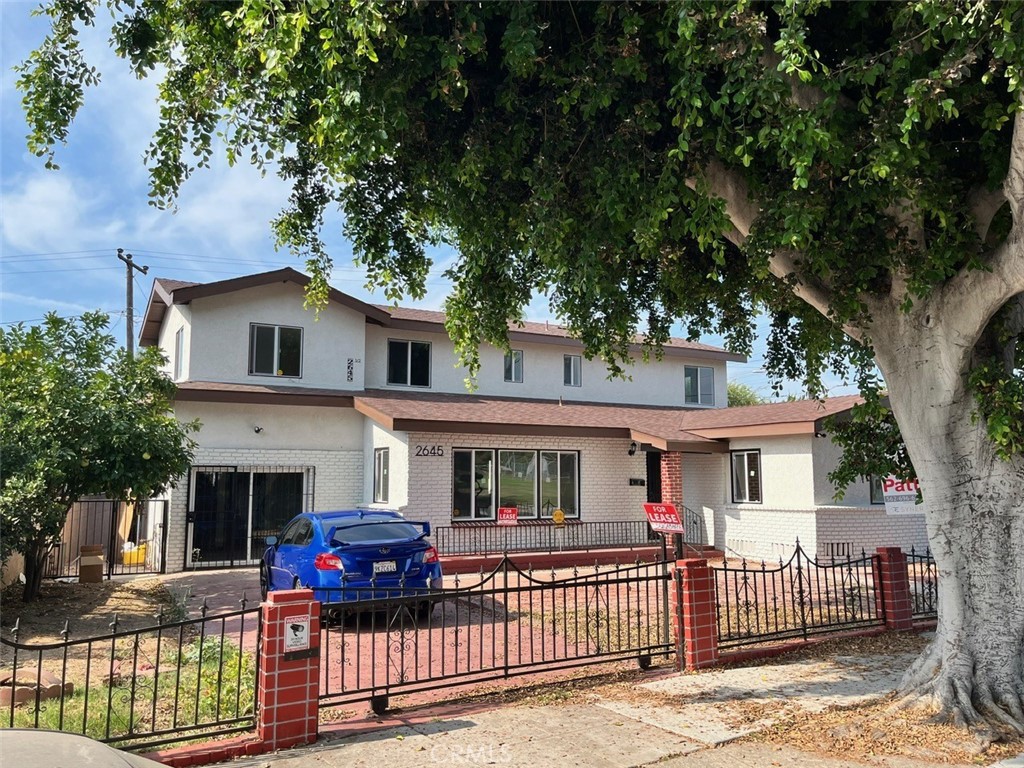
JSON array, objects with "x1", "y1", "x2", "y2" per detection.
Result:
[
  {"x1": 730, "y1": 449, "x2": 762, "y2": 504},
  {"x1": 563, "y1": 355, "x2": 582, "y2": 387},
  {"x1": 386, "y1": 338, "x2": 432, "y2": 388},
  {"x1": 504, "y1": 349, "x2": 524, "y2": 383},
  {"x1": 373, "y1": 448, "x2": 390, "y2": 504},
  {"x1": 248, "y1": 323, "x2": 303, "y2": 378},
  {"x1": 173, "y1": 327, "x2": 184, "y2": 380},
  {"x1": 684, "y1": 365, "x2": 715, "y2": 406},
  {"x1": 538, "y1": 450, "x2": 580, "y2": 519},
  {"x1": 453, "y1": 448, "x2": 581, "y2": 521}
]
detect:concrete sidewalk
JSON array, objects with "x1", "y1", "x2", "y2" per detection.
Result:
[{"x1": 219, "y1": 646, "x2": 1022, "y2": 768}]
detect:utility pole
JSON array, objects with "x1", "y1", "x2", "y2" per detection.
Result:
[{"x1": 117, "y1": 248, "x2": 149, "y2": 356}]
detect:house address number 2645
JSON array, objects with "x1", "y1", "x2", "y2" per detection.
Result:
[{"x1": 414, "y1": 445, "x2": 445, "y2": 457}]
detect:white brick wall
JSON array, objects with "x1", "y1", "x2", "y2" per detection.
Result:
[
  {"x1": 403, "y1": 432, "x2": 650, "y2": 535},
  {"x1": 815, "y1": 506, "x2": 928, "y2": 557},
  {"x1": 164, "y1": 447, "x2": 363, "y2": 572}
]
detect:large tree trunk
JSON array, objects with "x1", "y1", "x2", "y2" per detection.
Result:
[
  {"x1": 21, "y1": 535, "x2": 48, "y2": 603},
  {"x1": 874, "y1": 315, "x2": 1024, "y2": 736}
]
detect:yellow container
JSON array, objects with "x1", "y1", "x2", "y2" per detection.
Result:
[{"x1": 121, "y1": 543, "x2": 147, "y2": 566}]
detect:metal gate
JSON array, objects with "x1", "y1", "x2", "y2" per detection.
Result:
[
  {"x1": 318, "y1": 555, "x2": 674, "y2": 712},
  {"x1": 44, "y1": 499, "x2": 169, "y2": 579}
]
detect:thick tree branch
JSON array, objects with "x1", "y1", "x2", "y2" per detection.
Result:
[
  {"x1": 969, "y1": 186, "x2": 1007, "y2": 242},
  {"x1": 1006, "y1": 100, "x2": 1024, "y2": 226}
]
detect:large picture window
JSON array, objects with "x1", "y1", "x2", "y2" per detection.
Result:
[
  {"x1": 249, "y1": 324, "x2": 302, "y2": 377},
  {"x1": 387, "y1": 339, "x2": 431, "y2": 387},
  {"x1": 374, "y1": 448, "x2": 390, "y2": 503},
  {"x1": 452, "y1": 449, "x2": 494, "y2": 519},
  {"x1": 684, "y1": 365, "x2": 715, "y2": 406},
  {"x1": 452, "y1": 448, "x2": 580, "y2": 520},
  {"x1": 731, "y1": 450, "x2": 762, "y2": 503}
]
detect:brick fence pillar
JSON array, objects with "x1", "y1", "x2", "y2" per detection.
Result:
[
  {"x1": 258, "y1": 589, "x2": 321, "y2": 750},
  {"x1": 660, "y1": 451, "x2": 684, "y2": 508},
  {"x1": 875, "y1": 547, "x2": 913, "y2": 631},
  {"x1": 674, "y1": 558, "x2": 719, "y2": 671}
]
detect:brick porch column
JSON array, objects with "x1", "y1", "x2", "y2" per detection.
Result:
[
  {"x1": 258, "y1": 589, "x2": 321, "y2": 750},
  {"x1": 674, "y1": 558, "x2": 719, "y2": 670},
  {"x1": 660, "y1": 451, "x2": 684, "y2": 507},
  {"x1": 875, "y1": 547, "x2": 913, "y2": 630}
]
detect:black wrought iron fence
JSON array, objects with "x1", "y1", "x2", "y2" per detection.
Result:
[
  {"x1": 714, "y1": 541, "x2": 884, "y2": 649},
  {"x1": 907, "y1": 547, "x2": 938, "y2": 619},
  {"x1": 434, "y1": 519, "x2": 671, "y2": 556},
  {"x1": 1, "y1": 602, "x2": 261, "y2": 751},
  {"x1": 317, "y1": 556, "x2": 673, "y2": 713}
]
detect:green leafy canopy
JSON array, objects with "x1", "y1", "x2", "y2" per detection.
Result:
[{"x1": 17, "y1": 1, "x2": 1024, "y2": 468}]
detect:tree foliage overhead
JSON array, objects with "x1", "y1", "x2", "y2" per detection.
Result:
[{"x1": 0, "y1": 312, "x2": 197, "y2": 601}]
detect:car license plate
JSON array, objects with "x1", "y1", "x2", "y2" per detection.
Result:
[{"x1": 373, "y1": 560, "x2": 397, "y2": 574}]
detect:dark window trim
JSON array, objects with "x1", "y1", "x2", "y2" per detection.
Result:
[
  {"x1": 248, "y1": 322, "x2": 304, "y2": 378},
  {"x1": 563, "y1": 355, "x2": 582, "y2": 387},
  {"x1": 730, "y1": 449, "x2": 762, "y2": 504},
  {"x1": 504, "y1": 349, "x2": 524, "y2": 383},
  {"x1": 452, "y1": 447, "x2": 582, "y2": 521},
  {"x1": 386, "y1": 338, "x2": 432, "y2": 388},
  {"x1": 684, "y1": 365, "x2": 715, "y2": 406}
]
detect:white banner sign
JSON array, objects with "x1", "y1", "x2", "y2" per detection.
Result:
[{"x1": 882, "y1": 476, "x2": 922, "y2": 515}]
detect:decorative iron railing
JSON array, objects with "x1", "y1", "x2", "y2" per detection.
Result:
[
  {"x1": 1, "y1": 599, "x2": 261, "y2": 751},
  {"x1": 317, "y1": 555, "x2": 673, "y2": 713},
  {"x1": 434, "y1": 517, "x2": 705, "y2": 556},
  {"x1": 906, "y1": 547, "x2": 938, "y2": 619},
  {"x1": 714, "y1": 541, "x2": 884, "y2": 648}
]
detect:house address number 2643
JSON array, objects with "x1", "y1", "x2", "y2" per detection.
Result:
[{"x1": 414, "y1": 445, "x2": 445, "y2": 457}]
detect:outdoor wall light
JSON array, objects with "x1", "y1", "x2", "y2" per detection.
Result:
[
  {"x1": 628, "y1": 441, "x2": 638, "y2": 456},
  {"x1": 253, "y1": 426, "x2": 264, "y2": 434}
]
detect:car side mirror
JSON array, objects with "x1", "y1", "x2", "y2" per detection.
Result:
[{"x1": 265, "y1": 535, "x2": 278, "y2": 547}]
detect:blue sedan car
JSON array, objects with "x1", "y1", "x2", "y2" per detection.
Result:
[{"x1": 260, "y1": 510, "x2": 443, "y2": 611}]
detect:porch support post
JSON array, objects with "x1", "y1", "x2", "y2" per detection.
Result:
[
  {"x1": 258, "y1": 589, "x2": 321, "y2": 749},
  {"x1": 659, "y1": 451, "x2": 684, "y2": 507},
  {"x1": 875, "y1": 547, "x2": 914, "y2": 630},
  {"x1": 674, "y1": 558, "x2": 719, "y2": 671}
]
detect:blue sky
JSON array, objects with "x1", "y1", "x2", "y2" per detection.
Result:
[{"x1": 0, "y1": 3, "x2": 856, "y2": 399}]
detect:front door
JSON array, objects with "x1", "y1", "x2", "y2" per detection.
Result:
[{"x1": 645, "y1": 451, "x2": 662, "y2": 503}]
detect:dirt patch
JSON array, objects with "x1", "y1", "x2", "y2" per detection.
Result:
[
  {"x1": 751, "y1": 697, "x2": 1024, "y2": 765},
  {"x1": 0, "y1": 578, "x2": 180, "y2": 647}
]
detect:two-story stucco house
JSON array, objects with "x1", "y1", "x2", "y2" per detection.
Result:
[{"x1": 139, "y1": 268, "x2": 926, "y2": 573}]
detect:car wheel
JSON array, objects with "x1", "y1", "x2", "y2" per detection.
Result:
[
  {"x1": 416, "y1": 600, "x2": 435, "y2": 621},
  {"x1": 259, "y1": 564, "x2": 269, "y2": 601}
]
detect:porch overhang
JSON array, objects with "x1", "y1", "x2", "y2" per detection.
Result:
[{"x1": 174, "y1": 381, "x2": 356, "y2": 408}]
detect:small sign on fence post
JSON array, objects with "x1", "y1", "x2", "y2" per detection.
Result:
[
  {"x1": 497, "y1": 507, "x2": 519, "y2": 526},
  {"x1": 642, "y1": 502, "x2": 686, "y2": 535}
]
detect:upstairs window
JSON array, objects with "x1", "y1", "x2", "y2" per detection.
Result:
[
  {"x1": 387, "y1": 339, "x2": 431, "y2": 387},
  {"x1": 249, "y1": 324, "x2": 302, "y2": 377},
  {"x1": 173, "y1": 327, "x2": 184, "y2": 380},
  {"x1": 563, "y1": 355, "x2": 582, "y2": 387},
  {"x1": 731, "y1": 450, "x2": 762, "y2": 503},
  {"x1": 869, "y1": 475, "x2": 885, "y2": 505},
  {"x1": 504, "y1": 349, "x2": 524, "y2": 383},
  {"x1": 685, "y1": 365, "x2": 715, "y2": 406}
]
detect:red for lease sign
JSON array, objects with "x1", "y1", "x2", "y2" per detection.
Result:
[
  {"x1": 497, "y1": 507, "x2": 519, "y2": 526},
  {"x1": 642, "y1": 502, "x2": 686, "y2": 534}
]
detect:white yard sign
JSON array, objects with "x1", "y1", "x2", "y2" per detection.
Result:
[{"x1": 882, "y1": 476, "x2": 923, "y2": 515}]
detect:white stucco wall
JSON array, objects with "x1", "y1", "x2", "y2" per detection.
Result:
[
  {"x1": 363, "y1": 325, "x2": 729, "y2": 407},
  {"x1": 728, "y1": 435, "x2": 815, "y2": 509},
  {"x1": 363, "y1": 421, "x2": 411, "y2": 510},
  {"x1": 400, "y1": 432, "x2": 650, "y2": 536},
  {"x1": 185, "y1": 282, "x2": 368, "y2": 389},
  {"x1": 175, "y1": 401, "x2": 365, "y2": 450},
  {"x1": 812, "y1": 435, "x2": 876, "y2": 507},
  {"x1": 156, "y1": 304, "x2": 192, "y2": 381}
]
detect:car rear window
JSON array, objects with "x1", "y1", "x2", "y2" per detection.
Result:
[{"x1": 322, "y1": 520, "x2": 421, "y2": 544}]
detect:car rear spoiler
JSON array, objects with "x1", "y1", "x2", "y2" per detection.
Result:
[{"x1": 325, "y1": 520, "x2": 431, "y2": 546}]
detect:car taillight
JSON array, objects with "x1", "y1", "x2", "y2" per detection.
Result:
[
  {"x1": 423, "y1": 546, "x2": 439, "y2": 564},
  {"x1": 314, "y1": 552, "x2": 344, "y2": 571}
]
